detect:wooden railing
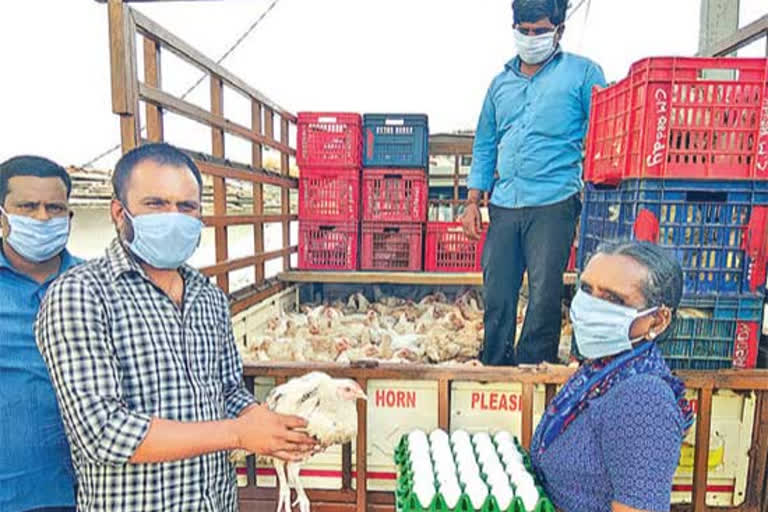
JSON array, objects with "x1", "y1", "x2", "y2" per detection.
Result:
[
  {"x1": 240, "y1": 363, "x2": 768, "y2": 512},
  {"x1": 107, "y1": 0, "x2": 297, "y2": 313}
]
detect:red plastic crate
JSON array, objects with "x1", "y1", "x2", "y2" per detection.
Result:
[
  {"x1": 360, "y1": 222, "x2": 423, "y2": 271},
  {"x1": 566, "y1": 244, "x2": 577, "y2": 272},
  {"x1": 299, "y1": 168, "x2": 360, "y2": 222},
  {"x1": 297, "y1": 112, "x2": 362, "y2": 168},
  {"x1": 298, "y1": 221, "x2": 358, "y2": 270},
  {"x1": 424, "y1": 222, "x2": 486, "y2": 272},
  {"x1": 361, "y1": 169, "x2": 427, "y2": 223},
  {"x1": 585, "y1": 57, "x2": 768, "y2": 185}
]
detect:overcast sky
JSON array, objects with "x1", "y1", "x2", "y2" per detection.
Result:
[{"x1": 1, "y1": 0, "x2": 765, "y2": 169}]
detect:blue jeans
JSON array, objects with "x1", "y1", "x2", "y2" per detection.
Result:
[{"x1": 481, "y1": 194, "x2": 580, "y2": 365}]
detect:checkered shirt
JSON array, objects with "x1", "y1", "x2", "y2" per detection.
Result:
[{"x1": 36, "y1": 238, "x2": 256, "y2": 512}]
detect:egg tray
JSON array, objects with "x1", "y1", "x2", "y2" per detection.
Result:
[{"x1": 394, "y1": 435, "x2": 556, "y2": 512}]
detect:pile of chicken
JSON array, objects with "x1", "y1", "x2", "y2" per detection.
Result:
[
  {"x1": 238, "y1": 290, "x2": 575, "y2": 365},
  {"x1": 239, "y1": 291, "x2": 487, "y2": 365}
]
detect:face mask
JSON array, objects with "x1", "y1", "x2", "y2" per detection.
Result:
[
  {"x1": 570, "y1": 289, "x2": 659, "y2": 359},
  {"x1": 123, "y1": 209, "x2": 202, "y2": 270},
  {"x1": 514, "y1": 30, "x2": 557, "y2": 65},
  {"x1": 0, "y1": 207, "x2": 70, "y2": 263}
]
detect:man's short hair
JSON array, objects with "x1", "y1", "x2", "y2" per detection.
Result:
[
  {"x1": 512, "y1": 0, "x2": 568, "y2": 26},
  {"x1": 0, "y1": 156, "x2": 72, "y2": 206},
  {"x1": 112, "y1": 143, "x2": 203, "y2": 203}
]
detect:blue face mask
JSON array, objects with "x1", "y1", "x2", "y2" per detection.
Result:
[
  {"x1": 0, "y1": 207, "x2": 70, "y2": 263},
  {"x1": 514, "y1": 30, "x2": 557, "y2": 65},
  {"x1": 123, "y1": 209, "x2": 202, "y2": 269},
  {"x1": 570, "y1": 289, "x2": 659, "y2": 359}
]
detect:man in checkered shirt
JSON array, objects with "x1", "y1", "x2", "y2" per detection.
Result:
[{"x1": 36, "y1": 143, "x2": 316, "y2": 511}]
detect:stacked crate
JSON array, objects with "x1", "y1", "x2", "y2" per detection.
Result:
[
  {"x1": 360, "y1": 114, "x2": 429, "y2": 271},
  {"x1": 578, "y1": 56, "x2": 768, "y2": 369},
  {"x1": 296, "y1": 113, "x2": 362, "y2": 270}
]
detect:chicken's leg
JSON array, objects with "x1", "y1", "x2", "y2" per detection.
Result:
[
  {"x1": 287, "y1": 462, "x2": 310, "y2": 512},
  {"x1": 274, "y1": 459, "x2": 291, "y2": 512}
]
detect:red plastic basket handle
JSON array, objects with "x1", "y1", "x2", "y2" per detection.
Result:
[
  {"x1": 384, "y1": 227, "x2": 401, "y2": 234},
  {"x1": 319, "y1": 225, "x2": 336, "y2": 232},
  {"x1": 742, "y1": 206, "x2": 768, "y2": 293},
  {"x1": 633, "y1": 209, "x2": 660, "y2": 244},
  {"x1": 318, "y1": 116, "x2": 337, "y2": 124}
]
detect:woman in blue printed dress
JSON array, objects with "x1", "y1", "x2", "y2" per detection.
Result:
[{"x1": 531, "y1": 241, "x2": 694, "y2": 512}]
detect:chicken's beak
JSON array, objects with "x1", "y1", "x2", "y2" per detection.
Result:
[{"x1": 356, "y1": 390, "x2": 368, "y2": 401}]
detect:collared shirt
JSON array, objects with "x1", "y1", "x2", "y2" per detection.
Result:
[
  {"x1": 467, "y1": 49, "x2": 606, "y2": 208},
  {"x1": 35, "y1": 238, "x2": 256, "y2": 512},
  {"x1": 0, "y1": 243, "x2": 81, "y2": 511}
]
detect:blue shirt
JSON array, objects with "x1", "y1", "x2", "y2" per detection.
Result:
[
  {"x1": 467, "y1": 49, "x2": 606, "y2": 208},
  {"x1": 0, "y1": 244, "x2": 82, "y2": 511},
  {"x1": 531, "y1": 375, "x2": 686, "y2": 512}
]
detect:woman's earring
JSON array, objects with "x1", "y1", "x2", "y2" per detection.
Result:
[{"x1": 648, "y1": 330, "x2": 656, "y2": 340}]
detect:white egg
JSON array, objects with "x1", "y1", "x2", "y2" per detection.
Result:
[
  {"x1": 516, "y1": 481, "x2": 539, "y2": 512},
  {"x1": 409, "y1": 429, "x2": 428, "y2": 444},
  {"x1": 493, "y1": 431, "x2": 514, "y2": 446},
  {"x1": 499, "y1": 445, "x2": 523, "y2": 465},
  {"x1": 435, "y1": 469, "x2": 459, "y2": 488},
  {"x1": 464, "y1": 474, "x2": 486, "y2": 493},
  {"x1": 472, "y1": 432, "x2": 492, "y2": 446},
  {"x1": 491, "y1": 482, "x2": 515, "y2": 511},
  {"x1": 505, "y1": 460, "x2": 528, "y2": 479},
  {"x1": 458, "y1": 464, "x2": 481, "y2": 485},
  {"x1": 429, "y1": 429, "x2": 450, "y2": 446},
  {"x1": 440, "y1": 481, "x2": 463, "y2": 509},
  {"x1": 409, "y1": 448, "x2": 431, "y2": 463},
  {"x1": 432, "y1": 451, "x2": 456, "y2": 471},
  {"x1": 454, "y1": 449, "x2": 477, "y2": 469},
  {"x1": 511, "y1": 471, "x2": 536, "y2": 491},
  {"x1": 451, "y1": 429, "x2": 471, "y2": 446},
  {"x1": 477, "y1": 449, "x2": 501, "y2": 467},
  {"x1": 464, "y1": 479, "x2": 489, "y2": 509},
  {"x1": 410, "y1": 444, "x2": 430, "y2": 461},
  {"x1": 482, "y1": 462, "x2": 509, "y2": 483},
  {"x1": 430, "y1": 442, "x2": 451, "y2": 458},
  {"x1": 476, "y1": 438, "x2": 495, "y2": 453},
  {"x1": 410, "y1": 458, "x2": 433, "y2": 477},
  {"x1": 412, "y1": 463, "x2": 434, "y2": 479},
  {"x1": 412, "y1": 480, "x2": 436, "y2": 509},
  {"x1": 435, "y1": 464, "x2": 457, "y2": 482},
  {"x1": 430, "y1": 441, "x2": 452, "y2": 454}
]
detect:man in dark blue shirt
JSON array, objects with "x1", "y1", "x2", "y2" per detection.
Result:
[
  {"x1": 464, "y1": 0, "x2": 606, "y2": 365},
  {"x1": 0, "y1": 156, "x2": 82, "y2": 511}
]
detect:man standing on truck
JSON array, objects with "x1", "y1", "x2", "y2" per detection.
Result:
[
  {"x1": 0, "y1": 156, "x2": 81, "y2": 512},
  {"x1": 36, "y1": 143, "x2": 316, "y2": 512},
  {"x1": 462, "y1": 0, "x2": 606, "y2": 365}
]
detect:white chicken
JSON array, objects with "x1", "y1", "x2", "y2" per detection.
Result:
[{"x1": 247, "y1": 372, "x2": 367, "y2": 512}]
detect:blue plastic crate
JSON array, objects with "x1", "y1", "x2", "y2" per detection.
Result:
[
  {"x1": 659, "y1": 295, "x2": 763, "y2": 370},
  {"x1": 363, "y1": 114, "x2": 429, "y2": 168},
  {"x1": 578, "y1": 179, "x2": 768, "y2": 296}
]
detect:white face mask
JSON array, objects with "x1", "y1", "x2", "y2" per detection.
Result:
[
  {"x1": 514, "y1": 30, "x2": 557, "y2": 65},
  {"x1": 570, "y1": 289, "x2": 660, "y2": 359}
]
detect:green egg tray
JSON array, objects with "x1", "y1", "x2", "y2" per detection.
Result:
[{"x1": 394, "y1": 433, "x2": 556, "y2": 512}]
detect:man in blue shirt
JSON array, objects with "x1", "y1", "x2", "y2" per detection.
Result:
[
  {"x1": 463, "y1": 0, "x2": 606, "y2": 365},
  {"x1": 0, "y1": 156, "x2": 81, "y2": 511}
]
